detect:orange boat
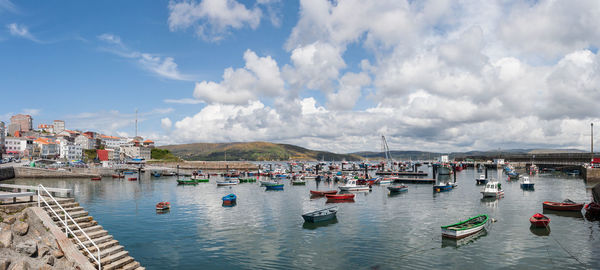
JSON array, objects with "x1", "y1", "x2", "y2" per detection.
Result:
[
  {"x1": 90, "y1": 177, "x2": 101, "y2": 181},
  {"x1": 542, "y1": 200, "x2": 584, "y2": 211},
  {"x1": 128, "y1": 177, "x2": 137, "y2": 181}
]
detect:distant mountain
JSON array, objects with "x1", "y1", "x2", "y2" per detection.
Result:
[
  {"x1": 352, "y1": 148, "x2": 587, "y2": 160},
  {"x1": 160, "y1": 142, "x2": 363, "y2": 161},
  {"x1": 353, "y1": 150, "x2": 444, "y2": 160}
]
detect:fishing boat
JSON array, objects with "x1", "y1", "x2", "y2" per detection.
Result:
[
  {"x1": 433, "y1": 182, "x2": 454, "y2": 192},
  {"x1": 387, "y1": 185, "x2": 408, "y2": 193},
  {"x1": 260, "y1": 180, "x2": 278, "y2": 186},
  {"x1": 292, "y1": 179, "x2": 306, "y2": 185},
  {"x1": 529, "y1": 213, "x2": 550, "y2": 227},
  {"x1": 301, "y1": 207, "x2": 338, "y2": 223},
  {"x1": 309, "y1": 190, "x2": 337, "y2": 196},
  {"x1": 475, "y1": 175, "x2": 488, "y2": 185},
  {"x1": 90, "y1": 177, "x2": 101, "y2": 181},
  {"x1": 507, "y1": 171, "x2": 520, "y2": 180},
  {"x1": 438, "y1": 164, "x2": 451, "y2": 175},
  {"x1": 222, "y1": 194, "x2": 237, "y2": 205},
  {"x1": 542, "y1": 200, "x2": 584, "y2": 211},
  {"x1": 520, "y1": 176, "x2": 534, "y2": 190},
  {"x1": 338, "y1": 179, "x2": 371, "y2": 191},
  {"x1": 216, "y1": 179, "x2": 239, "y2": 186},
  {"x1": 156, "y1": 201, "x2": 170, "y2": 211},
  {"x1": 325, "y1": 193, "x2": 355, "y2": 200},
  {"x1": 441, "y1": 214, "x2": 489, "y2": 239},
  {"x1": 377, "y1": 178, "x2": 392, "y2": 185},
  {"x1": 481, "y1": 181, "x2": 503, "y2": 198},
  {"x1": 176, "y1": 179, "x2": 198, "y2": 185},
  {"x1": 265, "y1": 183, "x2": 284, "y2": 190},
  {"x1": 128, "y1": 177, "x2": 137, "y2": 181},
  {"x1": 238, "y1": 178, "x2": 256, "y2": 183},
  {"x1": 111, "y1": 174, "x2": 124, "y2": 179}
]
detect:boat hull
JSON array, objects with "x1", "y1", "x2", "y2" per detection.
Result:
[
  {"x1": 302, "y1": 209, "x2": 337, "y2": 223},
  {"x1": 481, "y1": 191, "x2": 504, "y2": 198},
  {"x1": 433, "y1": 185, "x2": 453, "y2": 192},
  {"x1": 542, "y1": 201, "x2": 584, "y2": 211},
  {"x1": 310, "y1": 190, "x2": 337, "y2": 196},
  {"x1": 441, "y1": 215, "x2": 488, "y2": 239},
  {"x1": 530, "y1": 216, "x2": 550, "y2": 228},
  {"x1": 325, "y1": 194, "x2": 355, "y2": 200},
  {"x1": 387, "y1": 186, "x2": 408, "y2": 193},
  {"x1": 475, "y1": 179, "x2": 488, "y2": 185},
  {"x1": 339, "y1": 186, "x2": 370, "y2": 191},
  {"x1": 520, "y1": 183, "x2": 535, "y2": 190},
  {"x1": 265, "y1": 184, "x2": 284, "y2": 190}
]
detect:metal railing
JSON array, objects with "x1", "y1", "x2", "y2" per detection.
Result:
[{"x1": 38, "y1": 184, "x2": 101, "y2": 270}]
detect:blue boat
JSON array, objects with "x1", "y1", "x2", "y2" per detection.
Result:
[
  {"x1": 265, "y1": 184, "x2": 284, "y2": 190},
  {"x1": 153, "y1": 172, "x2": 161, "y2": 177},
  {"x1": 520, "y1": 177, "x2": 535, "y2": 190},
  {"x1": 475, "y1": 175, "x2": 488, "y2": 185},
  {"x1": 433, "y1": 182, "x2": 454, "y2": 192},
  {"x1": 222, "y1": 194, "x2": 237, "y2": 205},
  {"x1": 123, "y1": 171, "x2": 135, "y2": 175}
]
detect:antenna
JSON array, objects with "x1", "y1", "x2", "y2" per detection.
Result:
[{"x1": 135, "y1": 109, "x2": 138, "y2": 138}]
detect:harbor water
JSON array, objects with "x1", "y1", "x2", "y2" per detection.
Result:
[{"x1": 9, "y1": 168, "x2": 600, "y2": 269}]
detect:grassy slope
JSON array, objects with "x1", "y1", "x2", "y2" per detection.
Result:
[{"x1": 160, "y1": 142, "x2": 362, "y2": 161}]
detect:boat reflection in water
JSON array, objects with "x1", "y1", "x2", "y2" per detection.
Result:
[
  {"x1": 303, "y1": 218, "x2": 338, "y2": 230},
  {"x1": 530, "y1": 226, "x2": 551, "y2": 236},
  {"x1": 480, "y1": 197, "x2": 500, "y2": 208},
  {"x1": 441, "y1": 229, "x2": 487, "y2": 248},
  {"x1": 542, "y1": 209, "x2": 584, "y2": 219},
  {"x1": 156, "y1": 209, "x2": 170, "y2": 215}
]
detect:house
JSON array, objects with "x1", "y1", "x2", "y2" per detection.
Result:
[
  {"x1": 75, "y1": 134, "x2": 96, "y2": 150},
  {"x1": 120, "y1": 145, "x2": 151, "y2": 160},
  {"x1": 142, "y1": 139, "x2": 155, "y2": 148},
  {"x1": 34, "y1": 138, "x2": 59, "y2": 158},
  {"x1": 56, "y1": 138, "x2": 82, "y2": 160},
  {"x1": 4, "y1": 137, "x2": 34, "y2": 157}
]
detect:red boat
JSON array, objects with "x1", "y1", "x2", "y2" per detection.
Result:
[
  {"x1": 112, "y1": 174, "x2": 124, "y2": 178},
  {"x1": 128, "y1": 177, "x2": 137, "y2": 181},
  {"x1": 325, "y1": 194, "x2": 355, "y2": 200},
  {"x1": 585, "y1": 202, "x2": 600, "y2": 216},
  {"x1": 542, "y1": 201, "x2": 584, "y2": 211},
  {"x1": 530, "y1": 213, "x2": 550, "y2": 227},
  {"x1": 310, "y1": 190, "x2": 338, "y2": 196},
  {"x1": 90, "y1": 177, "x2": 101, "y2": 181},
  {"x1": 156, "y1": 201, "x2": 170, "y2": 211}
]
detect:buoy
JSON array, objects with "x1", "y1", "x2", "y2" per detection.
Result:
[{"x1": 491, "y1": 218, "x2": 497, "y2": 223}]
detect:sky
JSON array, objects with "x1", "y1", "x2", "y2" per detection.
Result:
[{"x1": 2, "y1": 0, "x2": 600, "y2": 153}]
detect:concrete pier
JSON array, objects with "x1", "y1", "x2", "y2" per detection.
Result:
[
  {"x1": 0, "y1": 167, "x2": 15, "y2": 180},
  {"x1": 584, "y1": 167, "x2": 600, "y2": 182}
]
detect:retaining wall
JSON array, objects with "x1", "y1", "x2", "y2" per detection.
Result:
[
  {"x1": 14, "y1": 167, "x2": 100, "y2": 178},
  {"x1": 0, "y1": 167, "x2": 15, "y2": 181}
]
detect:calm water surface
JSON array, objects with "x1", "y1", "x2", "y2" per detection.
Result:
[{"x1": 10, "y1": 168, "x2": 600, "y2": 269}]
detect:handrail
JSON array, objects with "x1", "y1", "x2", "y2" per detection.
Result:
[{"x1": 37, "y1": 184, "x2": 101, "y2": 270}]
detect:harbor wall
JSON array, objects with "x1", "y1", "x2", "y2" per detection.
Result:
[
  {"x1": 14, "y1": 167, "x2": 100, "y2": 178},
  {"x1": 148, "y1": 161, "x2": 259, "y2": 171},
  {"x1": 584, "y1": 167, "x2": 600, "y2": 182},
  {"x1": 0, "y1": 167, "x2": 15, "y2": 181}
]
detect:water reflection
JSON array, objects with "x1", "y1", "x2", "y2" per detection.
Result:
[
  {"x1": 441, "y1": 229, "x2": 488, "y2": 248},
  {"x1": 530, "y1": 226, "x2": 551, "y2": 236},
  {"x1": 543, "y1": 209, "x2": 584, "y2": 219},
  {"x1": 302, "y1": 218, "x2": 338, "y2": 230}
]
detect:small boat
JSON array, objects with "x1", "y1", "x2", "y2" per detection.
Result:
[
  {"x1": 216, "y1": 179, "x2": 239, "y2": 186},
  {"x1": 377, "y1": 178, "x2": 392, "y2": 185},
  {"x1": 152, "y1": 172, "x2": 161, "y2": 177},
  {"x1": 265, "y1": 183, "x2": 284, "y2": 190},
  {"x1": 433, "y1": 182, "x2": 454, "y2": 192},
  {"x1": 238, "y1": 178, "x2": 256, "y2": 183},
  {"x1": 542, "y1": 200, "x2": 584, "y2": 211},
  {"x1": 111, "y1": 174, "x2": 124, "y2": 178},
  {"x1": 191, "y1": 175, "x2": 209, "y2": 182},
  {"x1": 520, "y1": 176, "x2": 534, "y2": 190},
  {"x1": 302, "y1": 207, "x2": 338, "y2": 223},
  {"x1": 338, "y1": 179, "x2": 371, "y2": 191},
  {"x1": 260, "y1": 180, "x2": 278, "y2": 186},
  {"x1": 128, "y1": 177, "x2": 137, "y2": 181},
  {"x1": 481, "y1": 181, "x2": 504, "y2": 198},
  {"x1": 507, "y1": 171, "x2": 520, "y2": 180},
  {"x1": 438, "y1": 165, "x2": 451, "y2": 175},
  {"x1": 162, "y1": 172, "x2": 176, "y2": 176},
  {"x1": 90, "y1": 177, "x2": 101, "y2": 181},
  {"x1": 156, "y1": 201, "x2": 170, "y2": 211},
  {"x1": 475, "y1": 175, "x2": 488, "y2": 185},
  {"x1": 222, "y1": 194, "x2": 237, "y2": 205},
  {"x1": 325, "y1": 194, "x2": 355, "y2": 200},
  {"x1": 441, "y1": 214, "x2": 489, "y2": 239},
  {"x1": 176, "y1": 179, "x2": 198, "y2": 185},
  {"x1": 123, "y1": 171, "x2": 135, "y2": 175},
  {"x1": 292, "y1": 179, "x2": 306, "y2": 185},
  {"x1": 310, "y1": 190, "x2": 337, "y2": 196},
  {"x1": 387, "y1": 185, "x2": 408, "y2": 193},
  {"x1": 529, "y1": 213, "x2": 550, "y2": 227},
  {"x1": 584, "y1": 202, "x2": 600, "y2": 217}
]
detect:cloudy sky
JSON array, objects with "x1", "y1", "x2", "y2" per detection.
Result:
[{"x1": 1, "y1": 0, "x2": 600, "y2": 153}]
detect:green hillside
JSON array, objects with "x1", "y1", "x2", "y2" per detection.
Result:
[{"x1": 160, "y1": 142, "x2": 363, "y2": 161}]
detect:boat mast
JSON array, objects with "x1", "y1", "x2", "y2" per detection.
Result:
[{"x1": 381, "y1": 135, "x2": 392, "y2": 170}]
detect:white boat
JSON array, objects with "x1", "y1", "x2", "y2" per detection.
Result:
[
  {"x1": 217, "y1": 179, "x2": 239, "y2": 186},
  {"x1": 338, "y1": 179, "x2": 371, "y2": 191},
  {"x1": 378, "y1": 179, "x2": 391, "y2": 185},
  {"x1": 260, "y1": 180, "x2": 278, "y2": 186},
  {"x1": 481, "y1": 180, "x2": 504, "y2": 198}
]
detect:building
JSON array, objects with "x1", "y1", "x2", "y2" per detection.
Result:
[
  {"x1": 57, "y1": 139, "x2": 82, "y2": 160},
  {"x1": 75, "y1": 134, "x2": 96, "y2": 150},
  {"x1": 142, "y1": 139, "x2": 155, "y2": 148},
  {"x1": 9, "y1": 114, "x2": 33, "y2": 133},
  {"x1": 100, "y1": 135, "x2": 128, "y2": 149},
  {"x1": 38, "y1": 124, "x2": 54, "y2": 133},
  {"x1": 53, "y1": 120, "x2": 65, "y2": 134},
  {"x1": 5, "y1": 137, "x2": 34, "y2": 157},
  {"x1": 120, "y1": 145, "x2": 151, "y2": 160},
  {"x1": 34, "y1": 138, "x2": 59, "y2": 159},
  {"x1": 57, "y1": 129, "x2": 79, "y2": 138}
]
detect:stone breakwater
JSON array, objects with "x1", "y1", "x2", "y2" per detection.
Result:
[
  {"x1": 149, "y1": 161, "x2": 259, "y2": 171},
  {"x1": 0, "y1": 206, "x2": 87, "y2": 269},
  {"x1": 13, "y1": 167, "x2": 100, "y2": 179}
]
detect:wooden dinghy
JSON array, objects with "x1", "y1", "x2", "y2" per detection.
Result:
[
  {"x1": 542, "y1": 200, "x2": 584, "y2": 211},
  {"x1": 529, "y1": 213, "x2": 550, "y2": 228},
  {"x1": 441, "y1": 214, "x2": 488, "y2": 239},
  {"x1": 302, "y1": 207, "x2": 337, "y2": 223}
]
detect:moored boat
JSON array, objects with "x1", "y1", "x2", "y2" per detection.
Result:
[
  {"x1": 325, "y1": 193, "x2": 355, "y2": 200},
  {"x1": 90, "y1": 177, "x2": 101, "y2": 181},
  {"x1": 310, "y1": 190, "x2": 337, "y2": 196},
  {"x1": 433, "y1": 182, "x2": 454, "y2": 192},
  {"x1": 529, "y1": 213, "x2": 550, "y2": 227},
  {"x1": 520, "y1": 176, "x2": 534, "y2": 190},
  {"x1": 387, "y1": 185, "x2": 408, "y2": 193},
  {"x1": 542, "y1": 200, "x2": 584, "y2": 211},
  {"x1": 111, "y1": 174, "x2": 124, "y2": 178},
  {"x1": 176, "y1": 179, "x2": 198, "y2": 185},
  {"x1": 238, "y1": 178, "x2": 256, "y2": 183},
  {"x1": 217, "y1": 179, "x2": 239, "y2": 186},
  {"x1": 302, "y1": 207, "x2": 337, "y2": 223},
  {"x1": 481, "y1": 181, "x2": 503, "y2": 198},
  {"x1": 222, "y1": 194, "x2": 237, "y2": 205},
  {"x1": 292, "y1": 179, "x2": 306, "y2": 185},
  {"x1": 156, "y1": 201, "x2": 170, "y2": 211},
  {"x1": 338, "y1": 179, "x2": 371, "y2": 191},
  {"x1": 441, "y1": 214, "x2": 489, "y2": 239},
  {"x1": 584, "y1": 202, "x2": 600, "y2": 217},
  {"x1": 260, "y1": 180, "x2": 278, "y2": 186},
  {"x1": 128, "y1": 177, "x2": 137, "y2": 181},
  {"x1": 265, "y1": 183, "x2": 284, "y2": 190},
  {"x1": 475, "y1": 175, "x2": 488, "y2": 185}
]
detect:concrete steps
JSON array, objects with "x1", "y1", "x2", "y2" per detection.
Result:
[{"x1": 42, "y1": 198, "x2": 144, "y2": 269}]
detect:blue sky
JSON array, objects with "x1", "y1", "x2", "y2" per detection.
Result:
[{"x1": 2, "y1": 0, "x2": 600, "y2": 153}]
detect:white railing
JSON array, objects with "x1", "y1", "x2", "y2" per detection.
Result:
[{"x1": 37, "y1": 184, "x2": 101, "y2": 270}]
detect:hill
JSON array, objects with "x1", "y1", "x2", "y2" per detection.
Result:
[{"x1": 159, "y1": 142, "x2": 363, "y2": 161}]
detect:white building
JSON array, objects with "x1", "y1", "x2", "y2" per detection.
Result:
[
  {"x1": 439, "y1": 155, "x2": 449, "y2": 163},
  {"x1": 5, "y1": 137, "x2": 34, "y2": 157},
  {"x1": 120, "y1": 145, "x2": 151, "y2": 160},
  {"x1": 100, "y1": 135, "x2": 124, "y2": 149},
  {"x1": 59, "y1": 142, "x2": 82, "y2": 160},
  {"x1": 75, "y1": 134, "x2": 96, "y2": 150},
  {"x1": 53, "y1": 120, "x2": 65, "y2": 134},
  {"x1": 34, "y1": 138, "x2": 59, "y2": 158}
]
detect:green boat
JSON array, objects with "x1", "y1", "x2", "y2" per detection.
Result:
[
  {"x1": 239, "y1": 178, "x2": 256, "y2": 183},
  {"x1": 192, "y1": 178, "x2": 210, "y2": 182},
  {"x1": 177, "y1": 179, "x2": 199, "y2": 185},
  {"x1": 441, "y1": 214, "x2": 488, "y2": 239}
]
